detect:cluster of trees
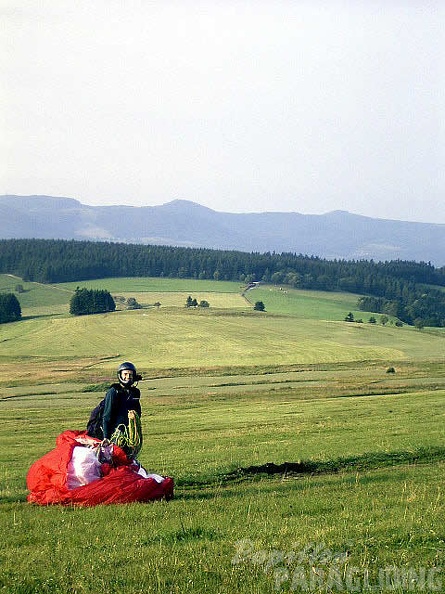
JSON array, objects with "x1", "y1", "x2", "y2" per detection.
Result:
[
  {"x1": 185, "y1": 296, "x2": 209, "y2": 308},
  {"x1": 1, "y1": 238, "x2": 444, "y2": 327},
  {"x1": 344, "y1": 312, "x2": 403, "y2": 327},
  {"x1": 69, "y1": 288, "x2": 116, "y2": 316},
  {"x1": 0, "y1": 293, "x2": 21, "y2": 323},
  {"x1": 357, "y1": 294, "x2": 445, "y2": 328},
  {"x1": 114, "y1": 295, "x2": 142, "y2": 310},
  {"x1": 126, "y1": 297, "x2": 142, "y2": 310}
]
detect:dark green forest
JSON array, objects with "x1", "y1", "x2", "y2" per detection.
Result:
[{"x1": 1, "y1": 239, "x2": 445, "y2": 327}]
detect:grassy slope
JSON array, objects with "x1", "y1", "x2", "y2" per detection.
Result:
[
  {"x1": 1, "y1": 275, "x2": 445, "y2": 593},
  {"x1": 1, "y1": 374, "x2": 444, "y2": 593},
  {"x1": 0, "y1": 309, "x2": 441, "y2": 369},
  {"x1": 0, "y1": 275, "x2": 443, "y2": 380}
]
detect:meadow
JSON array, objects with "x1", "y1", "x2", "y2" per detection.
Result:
[{"x1": 0, "y1": 275, "x2": 444, "y2": 593}]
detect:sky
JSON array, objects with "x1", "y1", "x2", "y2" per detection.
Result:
[{"x1": 2, "y1": 0, "x2": 444, "y2": 223}]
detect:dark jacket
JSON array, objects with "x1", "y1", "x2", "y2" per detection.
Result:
[{"x1": 102, "y1": 383, "x2": 141, "y2": 439}]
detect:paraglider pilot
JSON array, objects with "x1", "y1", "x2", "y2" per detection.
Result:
[{"x1": 87, "y1": 361, "x2": 142, "y2": 441}]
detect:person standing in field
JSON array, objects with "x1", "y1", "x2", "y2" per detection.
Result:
[{"x1": 87, "y1": 361, "x2": 142, "y2": 442}]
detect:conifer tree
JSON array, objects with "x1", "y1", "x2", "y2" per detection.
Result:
[{"x1": 0, "y1": 293, "x2": 21, "y2": 323}]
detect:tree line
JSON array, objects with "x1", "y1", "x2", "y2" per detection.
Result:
[{"x1": 0, "y1": 238, "x2": 444, "y2": 326}]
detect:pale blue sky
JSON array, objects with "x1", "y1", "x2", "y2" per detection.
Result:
[{"x1": 2, "y1": 0, "x2": 444, "y2": 223}]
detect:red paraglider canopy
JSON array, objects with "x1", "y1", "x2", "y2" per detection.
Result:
[{"x1": 27, "y1": 430, "x2": 174, "y2": 506}]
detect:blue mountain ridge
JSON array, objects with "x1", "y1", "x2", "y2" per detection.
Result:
[{"x1": 0, "y1": 195, "x2": 443, "y2": 266}]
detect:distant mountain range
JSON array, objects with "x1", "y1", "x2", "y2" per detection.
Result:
[{"x1": 1, "y1": 195, "x2": 444, "y2": 266}]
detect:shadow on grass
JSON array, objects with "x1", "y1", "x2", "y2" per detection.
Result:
[
  {"x1": 230, "y1": 446, "x2": 445, "y2": 477},
  {"x1": 242, "y1": 448, "x2": 443, "y2": 475},
  {"x1": 176, "y1": 446, "x2": 445, "y2": 491},
  {"x1": 21, "y1": 313, "x2": 66, "y2": 321}
]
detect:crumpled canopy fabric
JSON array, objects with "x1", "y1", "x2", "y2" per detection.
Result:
[{"x1": 26, "y1": 430, "x2": 174, "y2": 506}]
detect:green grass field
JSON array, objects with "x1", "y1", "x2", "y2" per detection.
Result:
[{"x1": 0, "y1": 275, "x2": 444, "y2": 593}]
